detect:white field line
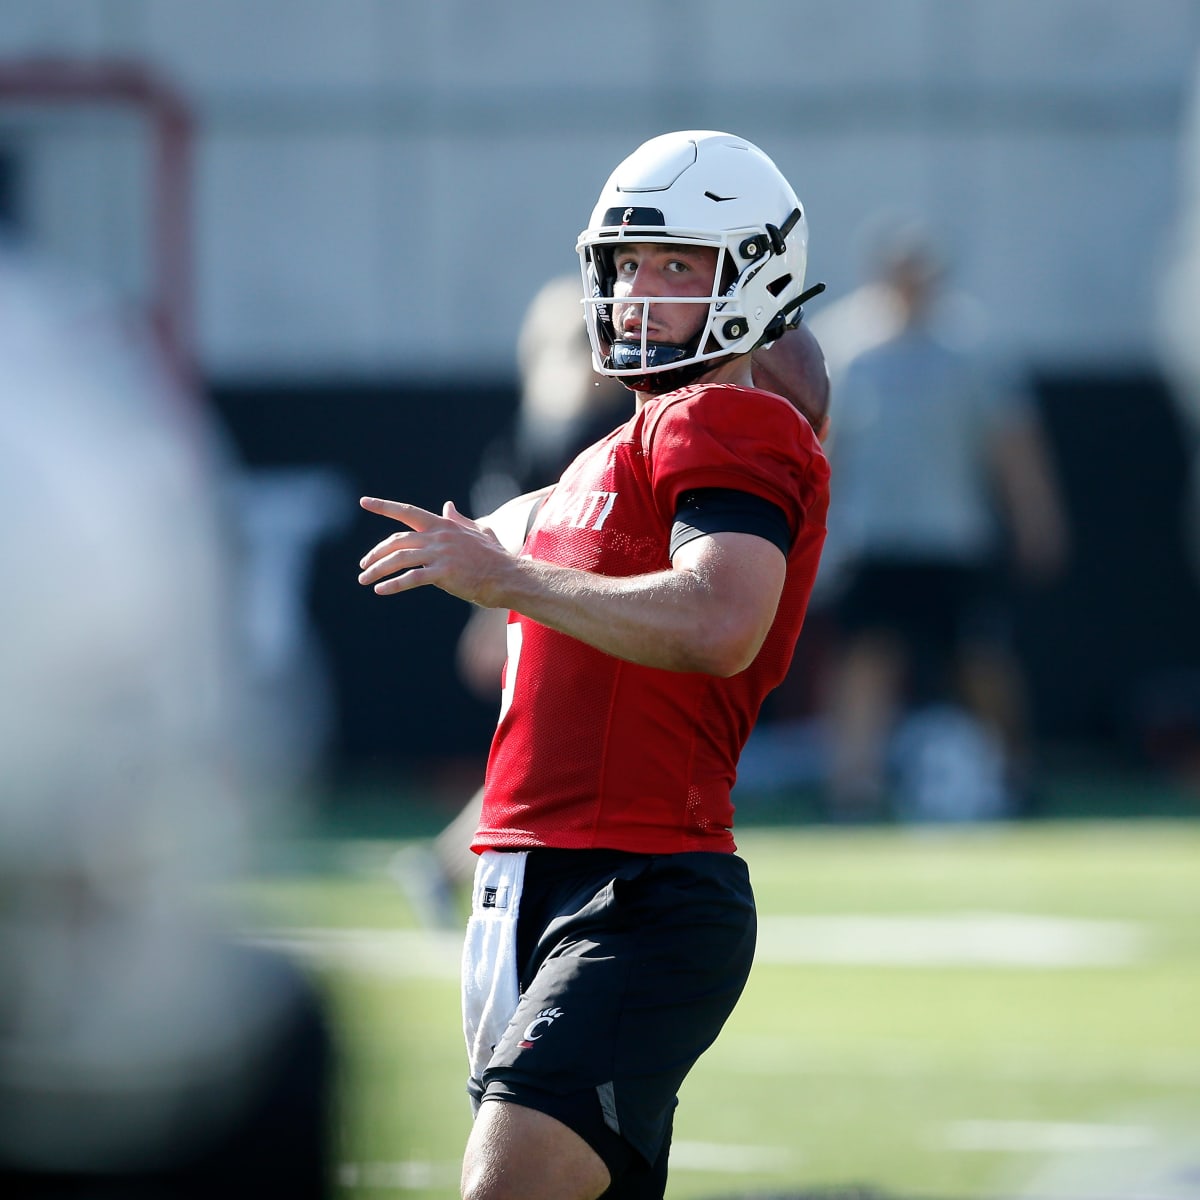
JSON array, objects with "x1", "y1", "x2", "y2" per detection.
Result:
[
  {"x1": 669, "y1": 1139, "x2": 800, "y2": 1171},
  {"x1": 755, "y1": 912, "x2": 1147, "y2": 968},
  {"x1": 337, "y1": 1159, "x2": 460, "y2": 1190},
  {"x1": 243, "y1": 911, "x2": 1146, "y2": 979},
  {"x1": 244, "y1": 927, "x2": 463, "y2": 978},
  {"x1": 709, "y1": 1034, "x2": 1200, "y2": 1088},
  {"x1": 942, "y1": 1118, "x2": 1159, "y2": 1152}
]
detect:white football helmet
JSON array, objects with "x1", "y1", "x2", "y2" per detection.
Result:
[{"x1": 576, "y1": 130, "x2": 813, "y2": 392}]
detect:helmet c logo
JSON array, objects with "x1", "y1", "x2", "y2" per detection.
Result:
[{"x1": 621, "y1": 208, "x2": 634, "y2": 225}]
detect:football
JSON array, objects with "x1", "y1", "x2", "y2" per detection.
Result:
[{"x1": 752, "y1": 323, "x2": 831, "y2": 438}]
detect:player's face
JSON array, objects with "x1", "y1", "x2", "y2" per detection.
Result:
[{"x1": 611, "y1": 243, "x2": 719, "y2": 347}]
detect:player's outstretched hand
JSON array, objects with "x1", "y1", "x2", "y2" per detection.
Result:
[{"x1": 358, "y1": 496, "x2": 511, "y2": 606}]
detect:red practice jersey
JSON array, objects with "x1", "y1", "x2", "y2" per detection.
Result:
[{"x1": 474, "y1": 383, "x2": 830, "y2": 855}]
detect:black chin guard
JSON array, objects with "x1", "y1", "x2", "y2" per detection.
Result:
[
  {"x1": 607, "y1": 339, "x2": 719, "y2": 395},
  {"x1": 610, "y1": 340, "x2": 689, "y2": 371}
]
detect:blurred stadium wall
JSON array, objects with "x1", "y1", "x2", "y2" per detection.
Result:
[{"x1": 2, "y1": 1, "x2": 1199, "y2": 799}]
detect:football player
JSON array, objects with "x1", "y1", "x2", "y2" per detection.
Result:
[{"x1": 359, "y1": 130, "x2": 830, "y2": 1200}]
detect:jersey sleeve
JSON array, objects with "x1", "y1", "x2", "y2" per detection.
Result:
[{"x1": 643, "y1": 385, "x2": 827, "y2": 535}]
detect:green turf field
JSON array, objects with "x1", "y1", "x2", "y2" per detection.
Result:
[{"x1": 235, "y1": 819, "x2": 1200, "y2": 1199}]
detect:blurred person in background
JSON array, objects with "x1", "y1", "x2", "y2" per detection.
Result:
[
  {"x1": 358, "y1": 130, "x2": 829, "y2": 1200},
  {"x1": 0, "y1": 235, "x2": 335, "y2": 1196},
  {"x1": 808, "y1": 222, "x2": 1071, "y2": 823}
]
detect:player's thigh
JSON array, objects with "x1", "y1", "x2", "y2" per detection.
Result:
[{"x1": 462, "y1": 1099, "x2": 610, "y2": 1200}]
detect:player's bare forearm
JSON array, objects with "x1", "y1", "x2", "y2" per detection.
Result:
[{"x1": 357, "y1": 496, "x2": 783, "y2": 676}]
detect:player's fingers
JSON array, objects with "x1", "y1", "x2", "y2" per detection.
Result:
[
  {"x1": 441, "y1": 499, "x2": 471, "y2": 527},
  {"x1": 358, "y1": 543, "x2": 425, "y2": 585},
  {"x1": 358, "y1": 530, "x2": 413, "y2": 570},
  {"x1": 360, "y1": 496, "x2": 440, "y2": 529},
  {"x1": 371, "y1": 562, "x2": 437, "y2": 596}
]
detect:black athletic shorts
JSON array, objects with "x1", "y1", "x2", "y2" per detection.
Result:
[
  {"x1": 835, "y1": 558, "x2": 1011, "y2": 688},
  {"x1": 469, "y1": 848, "x2": 756, "y2": 1196}
]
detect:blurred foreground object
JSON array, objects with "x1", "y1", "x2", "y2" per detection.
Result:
[
  {"x1": 0, "y1": 238, "x2": 335, "y2": 1195},
  {"x1": 1155, "y1": 49, "x2": 1200, "y2": 794}
]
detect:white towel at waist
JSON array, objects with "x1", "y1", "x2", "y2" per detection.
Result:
[{"x1": 461, "y1": 849, "x2": 527, "y2": 1085}]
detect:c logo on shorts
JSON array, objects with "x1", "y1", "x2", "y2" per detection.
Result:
[{"x1": 518, "y1": 1007, "x2": 564, "y2": 1049}]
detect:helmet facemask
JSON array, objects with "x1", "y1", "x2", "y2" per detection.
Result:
[
  {"x1": 582, "y1": 229, "x2": 761, "y2": 394},
  {"x1": 575, "y1": 132, "x2": 810, "y2": 394}
]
